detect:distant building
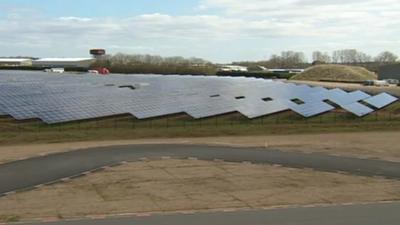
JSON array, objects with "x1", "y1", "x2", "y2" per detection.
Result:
[
  {"x1": 257, "y1": 66, "x2": 268, "y2": 71},
  {"x1": 90, "y1": 49, "x2": 106, "y2": 60},
  {"x1": 0, "y1": 58, "x2": 32, "y2": 67},
  {"x1": 32, "y1": 58, "x2": 95, "y2": 68},
  {"x1": 219, "y1": 65, "x2": 248, "y2": 72},
  {"x1": 378, "y1": 64, "x2": 400, "y2": 80},
  {"x1": 268, "y1": 69, "x2": 304, "y2": 74},
  {"x1": 44, "y1": 68, "x2": 65, "y2": 73}
]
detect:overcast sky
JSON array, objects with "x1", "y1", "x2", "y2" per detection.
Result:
[{"x1": 0, "y1": 0, "x2": 399, "y2": 63}]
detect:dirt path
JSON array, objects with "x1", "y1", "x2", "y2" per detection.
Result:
[{"x1": 0, "y1": 131, "x2": 399, "y2": 164}]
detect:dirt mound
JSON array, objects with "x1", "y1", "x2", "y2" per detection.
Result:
[{"x1": 291, "y1": 64, "x2": 377, "y2": 82}]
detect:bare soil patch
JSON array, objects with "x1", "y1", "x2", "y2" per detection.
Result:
[{"x1": 1, "y1": 159, "x2": 399, "y2": 222}]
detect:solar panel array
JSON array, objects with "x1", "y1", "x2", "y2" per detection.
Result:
[{"x1": 0, "y1": 70, "x2": 398, "y2": 124}]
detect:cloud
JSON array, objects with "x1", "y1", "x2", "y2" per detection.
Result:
[
  {"x1": 58, "y1": 17, "x2": 93, "y2": 22},
  {"x1": 199, "y1": 0, "x2": 400, "y2": 37},
  {"x1": 0, "y1": 1, "x2": 400, "y2": 62}
]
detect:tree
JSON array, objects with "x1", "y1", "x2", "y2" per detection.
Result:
[
  {"x1": 374, "y1": 51, "x2": 398, "y2": 64},
  {"x1": 356, "y1": 51, "x2": 372, "y2": 63},
  {"x1": 312, "y1": 51, "x2": 331, "y2": 63},
  {"x1": 267, "y1": 51, "x2": 306, "y2": 68},
  {"x1": 91, "y1": 53, "x2": 216, "y2": 75},
  {"x1": 331, "y1": 49, "x2": 372, "y2": 63},
  {"x1": 281, "y1": 51, "x2": 306, "y2": 65}
]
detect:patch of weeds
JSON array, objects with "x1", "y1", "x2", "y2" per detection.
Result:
[{"x1": 0, "y1": 215, "x2": 21, "y2": 223}]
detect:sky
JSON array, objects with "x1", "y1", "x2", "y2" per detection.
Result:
[{"x1": 0, "y1": 0, "x2": 399, "y2": 63}]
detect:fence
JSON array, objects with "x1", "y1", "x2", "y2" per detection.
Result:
[{"x1": 1, "y1": 110, "x2": 399, "y2": 133}]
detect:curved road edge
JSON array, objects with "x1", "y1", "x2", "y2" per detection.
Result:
[{"x1": 1, "y1": 144, "x2": 400, "y2": 195}]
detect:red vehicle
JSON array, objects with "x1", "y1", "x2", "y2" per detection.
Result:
[
  {"x1": 89, "y1": 67, "x2": 110, "y2": 75},
  {"x1": 97, "y1": 67, "x2": 110, "y2": 75}
]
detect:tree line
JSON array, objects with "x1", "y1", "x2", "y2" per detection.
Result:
[
  {"x1": 91, "y1": 50, "x2": 399, "y2": 75},
  {"x1": 91, "y1": 53, "x2": 217, "y2": 75},
  {"x1": 234, "y1": 49, "x2": 399, "y2": 72},
  {"x1": 313, "y1": 50, "x2": 398, "y2": 64}
]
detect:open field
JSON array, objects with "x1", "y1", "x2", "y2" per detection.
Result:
[
  {"x1": 0, "y1": 102, "x2": 399, "y2": 146},
  {"x1": 1, "y1": 159, "x2": 400, "y2": 223}
]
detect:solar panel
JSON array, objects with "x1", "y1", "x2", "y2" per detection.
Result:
[
  {"x1": 348, "y1": 90, "x2": 371, "y2": 100},
  {"x1": 288, "y1": 101, "x2": 335, "y2": 117},
  {"x1": 185, "y1": 97, "x2": 237, "y2": 119},
  {"x1": 363, "y1": 93, "x2": 398, "y2": 109},
  {"x1": 236, "y1": 100, "x2": 289, "y2": 118},
  {"x1": 127, "y1": 101, "x2": 184, "y2": 119},
  {"x1": 5, "y1": 106, "x2": 37, "y2": 120},
  {"x1": 0, "y1": 70, "x2": 397, "y2": 124},
  {"x1": 341, "y1": 102, "x2": 374, "y2": 117}
]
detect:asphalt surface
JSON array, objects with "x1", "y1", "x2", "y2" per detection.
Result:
[
  {"x1": 1, "y1": 144, "x2": 400, "y2": 195},
  {"x1": 20, "y1": 202, "x2": 400, "y2": 225}
]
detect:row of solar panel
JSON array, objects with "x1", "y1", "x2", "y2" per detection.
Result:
[
  {"x1": 1, "y1": 93, "x2": 396, "y2": 123},
  {"x1": 0, "y1": 71, "x2": 398, "y2": 124}
]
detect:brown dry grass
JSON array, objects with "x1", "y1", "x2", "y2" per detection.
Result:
[
  {"x1": 1, "y1": 159, "x2": 400, "y2": 222},
  {"x1": 291, "y1": 64, "x2": 377, "y2": 82}
]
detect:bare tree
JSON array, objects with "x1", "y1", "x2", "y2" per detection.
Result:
[
  {"x1": 269, "y1": 51, "x2": 306, "y2": 68},
  {"x1": 282, "y1": 51, "x2": 306, "y2": 64},
  {"x1": 356, "y1": 52, "x2": 372, "y2": 63},
  {"x1": 331, "y1": 49, "x2": 372, "y2": 63},
  {"x1": 91, "y1": 53, "x2": 216, "y2": 75},
  {"x1": 312, "y1": 51, "x2": 331, "y2": 63},
  {"x1": 267, "y1": 54, "x2": 283, "y2": 68},
  {"x1": 374, "y1": 51, "x2": 398, "y2": 64}
]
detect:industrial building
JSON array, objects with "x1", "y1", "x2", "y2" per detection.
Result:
[
  {"x1": 0, "y1": 58, "x2": 32, "y2": 67},
  {"x1": 90, "y1": 49, "x2": 106, "y2": 59},
  {"x1": 32, "y1": 58, "x2": 95, "y2": 69},
  {"x1": 268, "y1": 69, "x2": 305, "y2": 74},
  {"x1": 378, "y1": 64, "x2": 400, "y2": 80},
  {"x1": 219, "y1": 65, "x2": 248, "y2": 72}
]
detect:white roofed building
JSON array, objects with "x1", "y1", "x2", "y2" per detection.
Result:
[
  {"x1": 32, "y1": 58, "x2": 95, "y2": 68},
  {"x1": 268, "y1": 69, "x2": 305, "y2": 74},
  {"x1": 219, "y1": 65, "x2": 248, "y2": 72},
  {"x1": 0, "y1": 58, "x2": 32, "y2": 67}
]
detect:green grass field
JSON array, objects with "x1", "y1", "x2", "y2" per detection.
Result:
[{"x1": 1, "y1": 102, "x2": 399, "y2": 145}]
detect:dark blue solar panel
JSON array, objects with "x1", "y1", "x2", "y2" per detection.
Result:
[{"x1": 0, "y1": 70, "x2": 397, "y2": 124}]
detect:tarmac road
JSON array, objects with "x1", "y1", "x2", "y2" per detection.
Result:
[
  {"x1": 18, "y1": 202, "x2": 400, "y2": 225},
  {"x1": 1, "y1": 144, "x2": 400, "y2": 195}
]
